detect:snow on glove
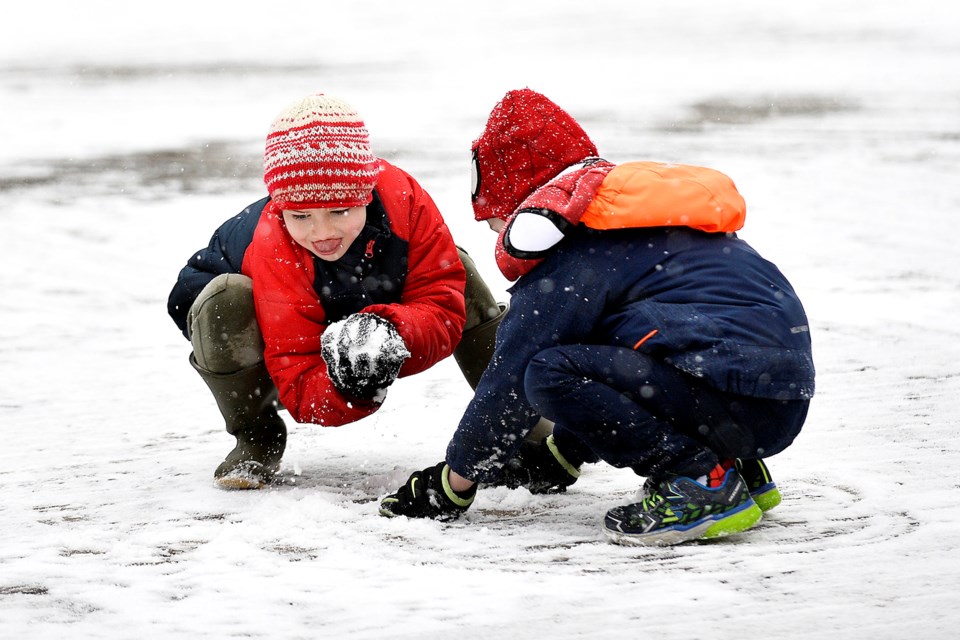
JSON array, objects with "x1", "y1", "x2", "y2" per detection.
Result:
[
  {"x1": 321, "y1": 313, "x2": 411, "y2": 402},
  {"x1": 496, "y1": 434, "x2": 580, "y2": 494},
  {"x1": 379, "y1": 461, "x2": 476, "y2": 521}
]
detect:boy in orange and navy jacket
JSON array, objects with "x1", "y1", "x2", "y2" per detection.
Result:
[{"x1": 381, "y1": 89, "x2": 815, "y2": 546}]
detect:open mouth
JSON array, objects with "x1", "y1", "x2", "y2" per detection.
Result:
[{"x1": 312, "y1": 239, "x2": 343, "y2": 256}]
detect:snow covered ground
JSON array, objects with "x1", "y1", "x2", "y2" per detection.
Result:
[{"x1": 2, "y1": 1, "x2": 959, "y2": 637}]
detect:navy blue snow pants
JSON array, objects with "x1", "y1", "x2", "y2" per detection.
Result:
[{"x1": 524, "y1": 345, "x2": 808, "y2": 480}]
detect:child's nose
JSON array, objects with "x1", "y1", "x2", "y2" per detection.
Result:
[{"x1": 309, "y1": 215, "x2": 334, "y2": 239}]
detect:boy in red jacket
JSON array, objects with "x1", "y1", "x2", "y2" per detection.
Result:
[{"x1": 168, "y1": 94, "x2": 503, "y2": 489}]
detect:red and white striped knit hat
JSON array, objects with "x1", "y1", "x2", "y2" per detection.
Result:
[{"x1": 264, "y1": 94, "x2": 381, "y2": 209}]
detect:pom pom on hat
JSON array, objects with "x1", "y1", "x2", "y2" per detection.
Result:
[
  {"x1": 264, "y1": 94, "x2": 381, "y2": 209},
  {"x1": 471, "y1": 88, "x2": 598, "y2": 221}
]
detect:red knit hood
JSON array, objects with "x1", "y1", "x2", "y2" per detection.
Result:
[{"x1": 471, "y1": 88, "x2": 598, "y2": 221}]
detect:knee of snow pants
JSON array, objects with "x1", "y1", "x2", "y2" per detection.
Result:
[
  {"x1": 525, "y1": 345, "x2": 809, "y2": 474},
  {"x1": 523, "y1": 345, "x2": 718, "y2": 478},
  {"x1": 188, "y1": 273, "x2": 265, "y2": 375},
  {"x1": 453, "y1": 247, "x2": 507, "y2": 390}
]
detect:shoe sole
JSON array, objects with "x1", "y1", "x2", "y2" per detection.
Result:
[
  {"x1": 603, "y1": 500, "x2": 763, "y2": 546},
  {"x1": 752, "y1": 486, "x2": 782, "y2": 512}
]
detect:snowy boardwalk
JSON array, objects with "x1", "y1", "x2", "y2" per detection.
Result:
[{"x1": 2, "y1": 2, "x2": 959, "y2": 638}]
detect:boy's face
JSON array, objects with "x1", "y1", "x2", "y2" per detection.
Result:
[
  {"x1": 281, "y1": 206, "x2": 367, "y2": 262},
  {"x1": 487, "y1": 218, "x2": 506, "y2": 233}
]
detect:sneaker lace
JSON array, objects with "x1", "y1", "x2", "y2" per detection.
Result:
[{"x1": 639, "y1": 487, "x2": 666, "y2": 511}]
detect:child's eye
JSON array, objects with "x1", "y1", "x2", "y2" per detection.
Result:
[
  {"x1": 332, "y1": 209, "x2": 350, "y2": 216},
  {"x1": 292, "y1": 214, "x2": 310, "y2": 221}
]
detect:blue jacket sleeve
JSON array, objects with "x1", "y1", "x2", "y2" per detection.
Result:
[
  {"x1": 166, "y1": 197, "x2": 269, "y2": 338},
  {"x1": 444, "y1": 252, "x2": 610, "y2": 483}
]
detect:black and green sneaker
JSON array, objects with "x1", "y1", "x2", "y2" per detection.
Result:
[
  {"x1": 735, "y1": 458, "x2": 782, "y2": 512},
  {"x1": 602, "y1": 466, "x2": 762, "y2": 546}
]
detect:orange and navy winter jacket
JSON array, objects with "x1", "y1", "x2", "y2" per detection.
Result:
[
  {"x1": 446, "y1": 224, "x2": 815, "y2": 482},
  {"x1": 446, "y1": 159, "x2": 813, "y2": 482},
  {"x1": 493, "y1": 159, "x2": 746, "y2": 280},
  {"x1": 168, "y1": 160, "x2": 466, "y2": 426}
]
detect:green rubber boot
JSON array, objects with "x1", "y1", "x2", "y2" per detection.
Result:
[
  {"x1": 191, "y1": 356, "x2": 287, "y2": 489},
  {"x1": 188, "y1": 273, "x2": 286, "y2": 489}
]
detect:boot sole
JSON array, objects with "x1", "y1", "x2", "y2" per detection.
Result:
[
  {"x1": 214, "y1": 475, "x2": 267, "y2": 490},
  {"x1": 213, "y1": 462, "x2": 279, "y2": 490}
]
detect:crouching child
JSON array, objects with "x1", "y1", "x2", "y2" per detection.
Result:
[
  {"x1": 168, "y1": 94, "x2": 504, "y2": 489},
  {"x1": 380, "y1": 89, "x2": 815, "y2": 546}
]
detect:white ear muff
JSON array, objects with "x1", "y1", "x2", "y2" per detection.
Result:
[
  {"x1": 470, "y1": 149, "x2": 480, "y2": 201},
  {"x1": 506, "y1": 211, "x2": 566, "y2": 253}
]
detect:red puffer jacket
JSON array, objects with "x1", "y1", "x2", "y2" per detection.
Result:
[{"x1": 243, "y1": 160, "x2": 466, "y2": 426}]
